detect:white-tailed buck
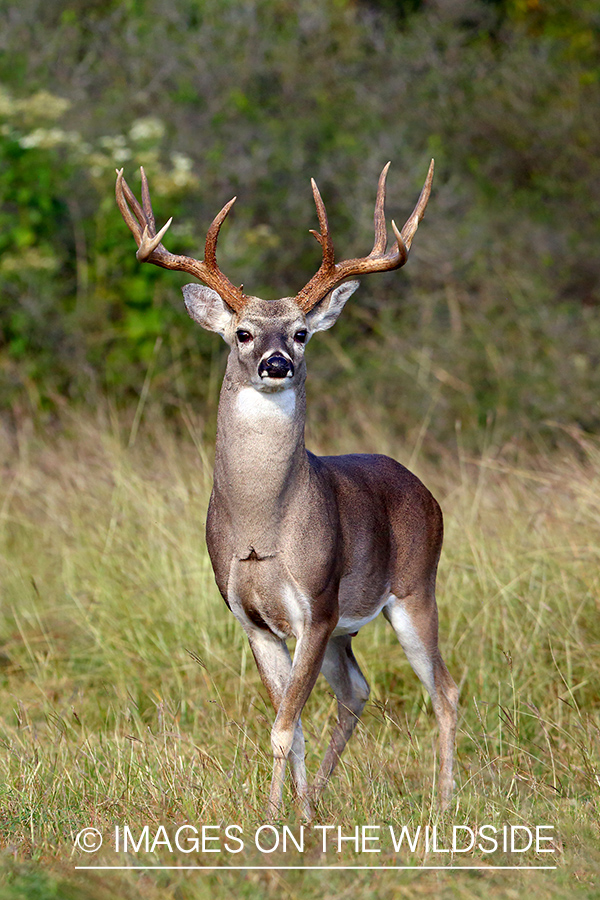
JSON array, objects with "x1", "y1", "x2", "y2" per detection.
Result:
[{"x1": 116, "y1": 160, "x2": 458, "y2": 818}]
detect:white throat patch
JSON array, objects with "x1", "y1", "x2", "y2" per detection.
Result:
[{"x1": 236, "y1": 386, "x2": 296, "y2": 421}]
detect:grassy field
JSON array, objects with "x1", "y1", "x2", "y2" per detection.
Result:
[{"x1": 0, "y1": 407, "x2": 599, "y2": 899}]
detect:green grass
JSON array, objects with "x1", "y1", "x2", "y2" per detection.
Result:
[{"x1": 0, "y1": 409, "x2": 599, "y2": 898}]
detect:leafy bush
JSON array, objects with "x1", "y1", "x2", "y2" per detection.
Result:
[{"x1": 0, "y1": 0, "x2": 599, "y2": 444}]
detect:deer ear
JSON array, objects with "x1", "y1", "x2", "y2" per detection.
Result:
[
  {"x1": 305, "y1": 281, "x2": 359, "y2": 333},
  {"x1": 182, "y1": 284, "x2": 234, "y2": 337}
]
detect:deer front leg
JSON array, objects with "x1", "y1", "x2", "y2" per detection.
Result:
[
  {"x1": 251, "y1": 619, "x2": 334, "y2": 820},
  {"x1": 245, "y1": 628, "x2": 311, "y2": 817}
]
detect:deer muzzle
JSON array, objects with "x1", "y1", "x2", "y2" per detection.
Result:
[{"x1": 258, "y1": 353, "x2": 294, "y2": 380}]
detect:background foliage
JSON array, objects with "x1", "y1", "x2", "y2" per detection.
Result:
[{"x1": 1, "y1": 0, "x2": 599, "y2": 445}]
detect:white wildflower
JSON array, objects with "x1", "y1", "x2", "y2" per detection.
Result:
[
  {"x1": 19, "y1": 90, "x2": 71, "y2": 120},
  {"x1": 1, "y1": 249, "x2": 59, "y2": 274},
  {"x1": 99, "y1": 134, "x2": 128, "y2": 150},
  {"x1": 170, "y1": 152, "x2": 196, "y2": 187},
  {"x1": 0, "y1": 87, "x2": 14, "y2": 117},
  {"x1": 18, "y1": 127, "x2": 73, "y2": 149},
  {"x1": 129, "y1": 117, "x2": 165, "y2": 143}
]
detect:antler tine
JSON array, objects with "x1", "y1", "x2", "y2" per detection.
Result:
[
  {"x1": 115, "y1": 169, "x2": 144, "y2": 243},
  {"x1": 309, "y1": 178, "x2": 335, "y2": 269},
  {"x1": 204, "y1": 196, "x2": 237, "y2": 268},
  {"x1": 370, "y1": 161, "x2": 390, "y2": 256},
  {"x1": 117, "y1": 168, "x2": 168, "y2": 259},
  {"x1": 121, "y1": 173, "x2": 151, "y2": 235},
  {"x1": 138, "y1": 216, "x2": 174, "y2": 261},
  {"x1": 115, "y1": 168, "x2": 248, "y2": 313},
  {"x1": 140, "y1": 166, "x2": 157, "y2": 233},
  {"x1": 295, "y1": 160, "x2": 434, "y2": 313},
  {"x1": 398, "y1": 158, "x2": 434, "y2": 252}
]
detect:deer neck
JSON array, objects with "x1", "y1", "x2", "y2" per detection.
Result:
[{"x1": 212, "y1": 363, "x2": 309, "y2": 557}]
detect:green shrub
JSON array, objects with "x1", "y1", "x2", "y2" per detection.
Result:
[{"x1": 0, "y1": 0, "x2": 599, "y2": 445}]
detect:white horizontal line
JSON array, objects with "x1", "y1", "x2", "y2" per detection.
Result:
[{"x1": 75, "y1": 865, "x2": 557, "y2": 871}]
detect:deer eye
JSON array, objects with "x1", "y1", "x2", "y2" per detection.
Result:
[
  {"x1": 236, "y1": 330, "x2": 253, "y2": 344},
  {"x1": 294, "y1": 329, "x2": 308, "y2": 344}
]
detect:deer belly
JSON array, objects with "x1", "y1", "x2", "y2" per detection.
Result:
[
  {"x1": 332, "y1": 575, "x2": 391, "y2": 637},
  {"x1": 227, "y1": 555, "x2": 311, "y2": 640},
  {"x1": 332, "y1": 596, "x2": 389, "y2": 637}
]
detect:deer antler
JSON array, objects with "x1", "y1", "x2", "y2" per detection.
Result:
[
  {"x1": 295, "y1": 159, "x2": 434, "y2": 313},
  {"x1": 115, "y1": 167, "x2": 248, "y2": 313}
]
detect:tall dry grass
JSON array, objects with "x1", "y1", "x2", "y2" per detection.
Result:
[{"x1": 0, "y1": 408, "x2": 599, "y2": 898}]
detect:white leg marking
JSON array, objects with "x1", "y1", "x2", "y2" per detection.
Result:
[
  {"x1": 386, "y1": 595, "x2": 436, "y2": 698},
  {"x1": 283, "y1": 583, "x2": 311, "y2": 639},
  {"x1": 320, "y1": 642, "x2": 369, "y2": 704}
]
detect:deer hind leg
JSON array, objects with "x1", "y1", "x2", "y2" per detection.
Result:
[
  {"x1": 311, "y1": 634, "x2": 371, "y2": 803},
  {"x1": 383, "y1": 592, "x2": 458, "y2": 810}
]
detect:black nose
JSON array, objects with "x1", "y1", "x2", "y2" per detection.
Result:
[{"x1": 258, "y1": 353, "x2": 294, "y2": 379}]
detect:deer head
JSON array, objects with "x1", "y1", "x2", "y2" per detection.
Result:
[{"x1": 115, "y1": 161, "x2": 433, "y2": 392}]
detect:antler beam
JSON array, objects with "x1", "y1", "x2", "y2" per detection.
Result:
[
  {"x1": 115, "y1": 167, "x2": 248, "y2": 313},
  {"x1": 295, "y1": 159, "x2": 434, "y2": 313}
]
